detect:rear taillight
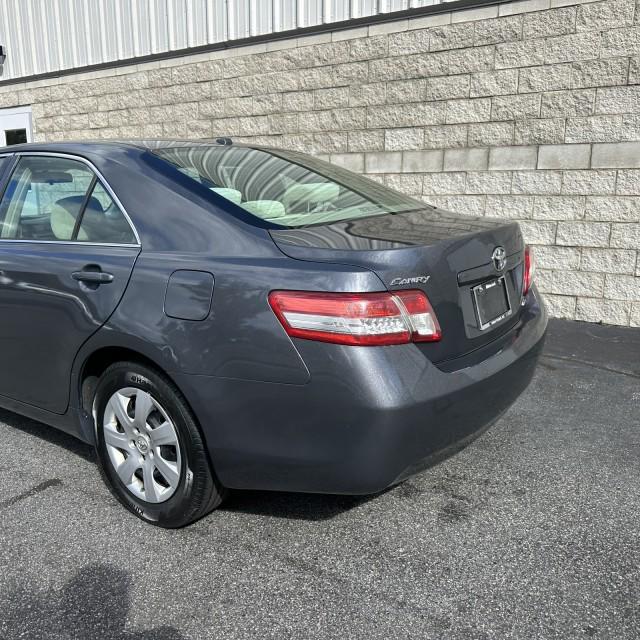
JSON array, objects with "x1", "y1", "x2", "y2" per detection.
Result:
[
  {"x1": 523, "y1": 245, "x2": 534, "y2": 296},
  {"x1": 268, "y1": 290, "x2": 441, "y2": 346}
]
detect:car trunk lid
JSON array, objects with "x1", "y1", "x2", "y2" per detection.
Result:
[{"x1": 270, "y1": 208, "x2": 526, "y2": 365}]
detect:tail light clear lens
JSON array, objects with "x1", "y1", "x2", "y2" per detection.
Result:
[
  {"x1": 268, "y1": 290, "x2": 441, "y2": 346},
  {"x1": 523, "y1": 245, "x2": 534, "y2": 296}
]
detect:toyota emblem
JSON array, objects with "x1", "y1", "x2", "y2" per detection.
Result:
[{"x1": 492, "y1": 246, "x2": 507, "y2": 271}]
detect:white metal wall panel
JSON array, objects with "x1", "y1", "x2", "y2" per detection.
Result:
[
  {"x1": 251, "y1": 0, "x2": 274, "y2": 37},
  {"x1": 350, "y1": 0, "x2": 379, "y2": 19},
  {"x1": 296, "y1": 0, "x2": 322, "y2": 28},
  {"x1": 273, "y1": 0, "x2": 298, "y2": 32},
  {"x1": 0, "y1": 0, "x2": 458, "y2": 82},
  {"x1": 228, "y1": 0, "x2": 251, "y2": 40}
]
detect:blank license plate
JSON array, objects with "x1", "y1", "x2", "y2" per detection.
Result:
[{"x1": 472, "y1": 277, "x2": 512, "y2": 330}]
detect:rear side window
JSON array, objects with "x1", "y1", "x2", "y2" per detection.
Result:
[
  {"x1": 77, "y1": 181, "x2": 137, "y2": 244},
  {"x1": 0, "y1": 156, "x2": 12, "y2": 183},
  {"x1": 0, "y1": 156, "x2": 136, "y2": 244}
]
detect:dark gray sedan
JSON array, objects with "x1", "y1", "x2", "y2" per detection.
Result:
[{"x1": 0, "y1": 140, "x2": 546, "y2": 527}]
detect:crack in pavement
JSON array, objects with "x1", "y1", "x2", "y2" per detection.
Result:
[
  {"x1": 541, "y1": 354, "x2": 640, "y2": 380},
  {"x1": 0, "y1": 479, "x2": 63, "y2": 509}
]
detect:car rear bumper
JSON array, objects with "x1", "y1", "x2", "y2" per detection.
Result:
[{"x1": 176, "y1": 288, "x2": 547, "y2": 494}]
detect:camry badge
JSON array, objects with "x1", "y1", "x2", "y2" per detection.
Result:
[
  {"x1": 492, "y1": 246, "x2": 507, "y2": 271},
  {"x1": 390, "y1": 275, "x2": 431, "y2": 286}
]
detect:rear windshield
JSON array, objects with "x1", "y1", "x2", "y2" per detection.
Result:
[{"x1": 153, "y1": 145, "x2": 425, "y2": 228}]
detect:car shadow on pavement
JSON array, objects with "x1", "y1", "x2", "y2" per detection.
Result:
[
  {"x1": 0, "y1": 408, "x2": 95, "y2": 463},
  {"x1": 222, "y1": 488, "x2": 377, "y2": 521},
  {"x1": 0, "y1": 407, "x2": 374, "y2": 522},
  {"x1": 0, "y1": 564, "x2": 185, "y2": 640}
]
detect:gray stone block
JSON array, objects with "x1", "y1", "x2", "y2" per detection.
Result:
[
  {"x1": 384, "y1": 127, "x2": 424, "y2": 150},
  {"x1": 575, "y1": 298, "x2": 631, "y2": 325},
  {"x1": 551, "y1": 271, "x2": 605, "y2": 297},
  {"x1": 402, "y1": 149, "x2": 444, "y2": 172},
  {"x1": 541, "y1": 89, "x2": 595, "y2": 117},
  {"x1": 367, "y1": 102, "x2": 446, "y2": 128},
  {"x1": 542, "y1": 294, "x2": 577, "y2": 319},
  {"x1": 448, "y1": 46, "x2": 495, "y2": 74},
  {"x1": 544, "y1": 32, "x2": 601, "y2": 64},
  {"x1": 489, "y1": 146, "x2": 538, "y2": 170},
  {"x1": 329, "y1": 153, "x2": 365, "y2": 173},
  {"x1": 565, "y1": 115, "x2": 623, "y2": 144},
  {"x1": 422, "y1": 172, "x2": 467, "y2": 195},
  {"x1": 364, "y1": 151, "x2": 403, "y2": 173},
  {"x1": 595, "y1": 86, "x2": 640, "y2": 116},
  {"x1": 466, "y1": 171, "x2": 513, "y2": 194},
  {"x1": 523, "y1": 7, "x2": 576, "y2": 38},
  {"x1": 429, "y1": 23, "x2": 475, "y2": 51},
  {"x1": 609, "y1": 223, "x2": 640, "y2": 249},
  {"x1": 470, "y1": 70, "x2": 518, "y2": 97},
  {"x1": 388, "y1": 29, "x2": 430, "y2": 56},
  {"x1": 581, "y1": 248, "x2": 637, "y2": 274},
  {"x1": 519, "y1": 220, "x2": 558, "y2": 243},
  {"x1": 426, "y1": 75, "x2": 470, "y2": 101},
  {"x1": 495, "y1": 40, "x2": 545, "y2": 69},
  {"x1": 446, "y1": 98, "x2": 492, "y2": 124},
  {"x1": 349, "y1": 83, "x2": 387, "y2": 107},
  {"x1": 576, "y1": 0, "x2": 634, "y2": 32},
  {"x1": 519, "y1": 64, "x2": 573, "y2": 94},
  {"x1": 615, "y1": 169, "x2": 640, "y2": 195},
  {"x1": 474, "y1": 16, "x2": 523, "y2": 46},
  {"x1": 514, "y1": 118, "x2": 565, "y2": 145},
  {"x1": 443, "y1": 148, "x2": 489, "y2": 171},
  {"x1": 423, "y1": 124, "x2": 469, "y2": 149},
  {"x1": 562, "y1": 170, "x2": 617, "y2": 195},
  {"x1": 384, "y1": 173, "x2": 423, "y2": 195},
  {"x1": 604, "y1": 274, "x2": 640, "y2": 301},
  {"x1": 492, "y1": 94, "x2": 541, "y2": 120},
  {"x1": 468, "y1": 121, "x2": 514, "y2": 147},
  {"x1": 572, "y1": 58, "x2": 629, "y2": 89},
  {"x1": 586, "y1": 196, "x2": 640, "y2": 222},
  {"x1": 348, "y1": 130, "x2": 385, "y2": 152},
  {"x1": 386, "y1": 79, "x2": 426, "y2": 104},
  {"x1": 538, "y1": 144, "x2": 592, "y2": 170},
  {"x1": 592, "y1": 142, "x2": 640, "y2": 168},
  {"x1": 512, "y1": 171, "x2": 563, "y2": 195},
  {"x1": 533, "y1": 195, "x2": 586, "y2": 220},
  {"x1": 533, "y1": 245, "x2": 582, "y2": 269},
  {"x1": 556, "y1": 221, "x2": 611, "y2": 247}
]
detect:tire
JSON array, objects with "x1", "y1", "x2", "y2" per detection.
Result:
[{"x1": 93, "y1": 361, "x2": 226, "y2": 528}]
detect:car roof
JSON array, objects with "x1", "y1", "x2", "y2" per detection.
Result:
[{"x1": 0, "y1": 139, "x2": 258, "y2": 156}]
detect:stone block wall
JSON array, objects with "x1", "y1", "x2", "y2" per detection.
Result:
[{"x1": 0, "y1": 0, "x2": 639, "y2": 325}]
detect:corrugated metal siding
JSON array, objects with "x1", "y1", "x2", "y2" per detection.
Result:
[{"x1": 0, "y1": 0, "x2": 455, "y2": 81}]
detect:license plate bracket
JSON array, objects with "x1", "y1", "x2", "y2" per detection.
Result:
[{"x1": 472, "y1": 276, "x2": 512, "y2": 331}]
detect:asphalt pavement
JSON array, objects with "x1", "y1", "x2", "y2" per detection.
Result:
[{"x1": 0, "y1": 318, "x2": 638, "y2": 640}]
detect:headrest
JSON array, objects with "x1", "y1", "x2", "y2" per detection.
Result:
[
  {"x1": 50, "y1": 196, "x2": 102, "y2": 241},
  {"x1": 241, "y1": 200, "x2": 286, "y2": 219},
  {"x1": 211, "y1": 187, "x2": 242, "y2": 205},
  {"x1": 282, "y1": 183, "x2": 340, "y2": 208}
]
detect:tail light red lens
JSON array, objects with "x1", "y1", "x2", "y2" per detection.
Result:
[
  {"x1": 268, "y1": 290, "x2": 441, "y2": 346},
  {"x1": 523, "y1": 245, "x2": 534, "y2": 296}
]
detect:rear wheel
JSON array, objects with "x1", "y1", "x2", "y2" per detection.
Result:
[{"x1": 93, "y1": 361, "x2": 226, "y2": 527}]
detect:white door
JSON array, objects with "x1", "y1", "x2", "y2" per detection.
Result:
[{"x1": 0, "y1": 106, "x2": 32, "y2": 146}]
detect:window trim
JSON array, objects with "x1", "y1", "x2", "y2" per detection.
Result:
[{"x1": 0, "y1": 151, "x2": 141, "y2": 247}]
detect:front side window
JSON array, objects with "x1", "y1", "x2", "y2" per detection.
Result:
[
  {"x1": 154, "y1": 145, "x2": 425, "y2": 228},
  {"x1": 0, "y1": 156, "x2": 136, "y2": 243}
]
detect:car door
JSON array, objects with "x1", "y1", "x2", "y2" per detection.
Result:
[{"x1": 0, "y1": 153, "x2": 141, "y2": 414}]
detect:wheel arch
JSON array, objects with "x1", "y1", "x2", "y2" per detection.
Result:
[
  {"x1": 80, "y1": 346, "x2": 170, "y2": 414},
  {"x1": 73, "y1": 341, "x2": 190, "y2": 446}
]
